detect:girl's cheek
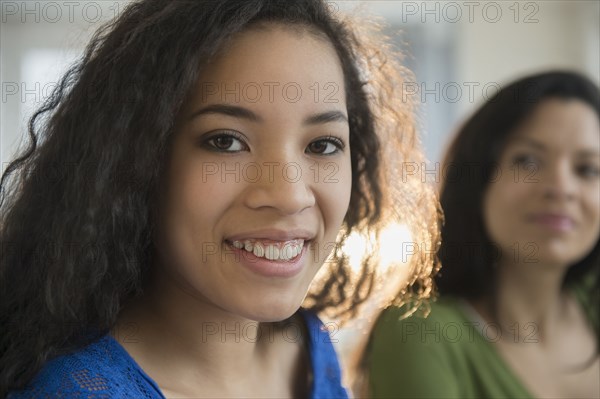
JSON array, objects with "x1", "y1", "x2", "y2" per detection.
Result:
[{"x1": 321, "y1": 161, "x2": 352, "y2": 225}]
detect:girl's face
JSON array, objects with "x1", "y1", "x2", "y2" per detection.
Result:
[
  {"x1": 483, "y1": 99, "x2": 600, "y2": 268},
  {"x1": 157, "y1": 24, "x2": 352, "y2": 321}
]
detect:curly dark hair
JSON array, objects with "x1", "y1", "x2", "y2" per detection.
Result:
[{"x1": 0, "y1": 0, "x2": 440, "y2": 393}]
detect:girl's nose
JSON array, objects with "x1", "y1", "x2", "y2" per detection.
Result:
[{"x1": 243, "y1": 159, "x2": 316, "y2": 215}]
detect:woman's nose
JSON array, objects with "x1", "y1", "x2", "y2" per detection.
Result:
[{"x1": 540, "y1": 162, "x2": 577, "y2": 201}]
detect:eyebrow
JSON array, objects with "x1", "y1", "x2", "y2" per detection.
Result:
[
  {"x1": 189, "y1": 104, "x2": 261, "y2": 122},
  {"x1": 513, "y1": 137, "x2": 546, "y2": 150},
  {"x1": 304, "y1": 110, "x2": 349, "y2": 125},
  {"x1": 513, "y1": 137, "x2": 600, "y2": 157},
  {"x1": 577, "y1": 150, "x2": 600, "y2": 158},
  {"x1": 188, "y1": 104, "x2": 348, "y2": 125}
]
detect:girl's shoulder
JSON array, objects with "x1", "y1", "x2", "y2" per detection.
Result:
[
  {"x1": 296, "y1": 308, "x2": 349, "y2": 399},
  {"x1": 8, "y1": 335, "x2": 164, "y2": 399},
  {"x1": 297, "y1": 308, "x2": 342, "y2": 366},
  {"x1": 9, "y1": 310, "x2": 347, "y2": 399}
]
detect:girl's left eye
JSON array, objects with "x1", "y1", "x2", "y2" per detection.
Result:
[
  {"x1": 202, "y1": 132, "x2": 248, "y2": 152},
  {"x1": 306, "y1": 137, "x2": 345, "y2": 155}
]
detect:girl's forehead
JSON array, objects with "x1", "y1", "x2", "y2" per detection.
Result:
[
  {"x1": 183, "y1": 25, "x2": 347, "y2": 114},
  {"x1": 199, "y1": 24, "x2": 342, "y2": 84}
]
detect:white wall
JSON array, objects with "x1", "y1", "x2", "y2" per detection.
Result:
[
  {"x1": 455, "y1": 1, "x2": 600, "y2": 111},
  {"x1": 1, "y1": 0, "x2": 122, "y2": 171},
  {"x1": 341, "y1": 0, "x2": 600, "y2": 162}
]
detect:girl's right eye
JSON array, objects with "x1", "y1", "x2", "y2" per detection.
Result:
[{"x1": 201, "y1": 131, "x2": 248, "y2": 153}]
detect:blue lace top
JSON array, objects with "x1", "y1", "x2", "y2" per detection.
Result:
[{"x1": 8, "y1": 309, "x2": 348, "y2": 398}]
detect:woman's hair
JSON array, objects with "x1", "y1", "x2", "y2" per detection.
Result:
[
  {"x1": 437, "y1": 70, "x2": 600, "y2": 301},
  {"x1": 0, "y1": 0, "x2": 439, "y2": 392}
]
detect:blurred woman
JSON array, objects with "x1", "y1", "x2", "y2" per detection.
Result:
[{"x1": 368, "y1": 71, "x2": 599, "y2": 398}]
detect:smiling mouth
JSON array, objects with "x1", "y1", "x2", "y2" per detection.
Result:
[
  {"x1": 527, "y1": 214, "x2": 575, "y2": 232},
  {"x1": 224, "y1": 239, "x2": 306, "y2": 262}
]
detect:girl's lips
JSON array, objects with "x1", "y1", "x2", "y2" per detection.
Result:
[
  {"x1": 224, "y1": 240, "x2": 310, "y2": 278},
  {"x1": 225, "y1": 228, "x2": 315, "y2": 242},
  {"x1": 528, "y1": 214, "x2": 575, "y2": 232}
]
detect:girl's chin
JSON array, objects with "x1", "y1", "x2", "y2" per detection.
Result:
[{"x1": 235, "y1": 302, "x2": 304, "y2": 323}]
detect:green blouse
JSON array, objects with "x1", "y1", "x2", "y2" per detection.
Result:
[{"x1": 368, "y1": 275, "x2": 598, "y2": 399}]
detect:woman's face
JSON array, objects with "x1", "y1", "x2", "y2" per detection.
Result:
[
  {"x1": 157, "y1": 24, "x2": 352, "y2": 321},
  {"x1": 483, "y1": 99, "x2": 600, "y2": 268}
]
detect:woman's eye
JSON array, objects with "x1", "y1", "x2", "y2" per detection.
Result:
[
  {"x1": 203, "y1": 132, "x2": 248, "y2": 152},
  {"x1": 511, "y1": 154, "x2": 539, "y2": 169},
  {"x1": 576, "y1": 164, "x2": 600, "y2": 179},
  {"x1": 306, "y1": 137, "x2": 344, "y2": 155}
]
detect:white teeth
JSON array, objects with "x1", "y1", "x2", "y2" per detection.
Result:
[
  {"x1": 253, "y1": 242, "x2": 265, "y2": 257},
  {"x1": 230, "y1": 239, "x2": 304, "y2": 261},
  {"x1": 284, "y1": 245, "x2": 293, "y2": 260},
  {"x1": 265, "y1": 246, "x2": 279, "y2": 261}
]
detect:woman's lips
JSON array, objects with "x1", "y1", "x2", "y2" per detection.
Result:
[
  {"x1": 528, "y1": 213, "x2": 575, "y2": 232},
  {"x1": 224, "y1": 239, "x2": 310, "y2": 278}
]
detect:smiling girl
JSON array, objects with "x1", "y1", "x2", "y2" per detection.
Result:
[{"x1": 0, "y1": 1, "x2": 439, "y2": 398}]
